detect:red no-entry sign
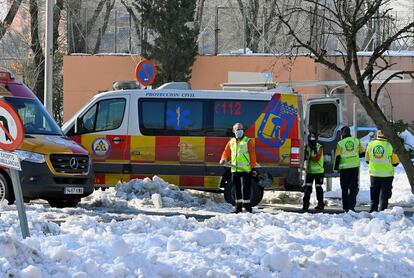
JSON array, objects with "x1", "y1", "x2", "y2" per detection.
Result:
[{"x1": 0, "y1": 99, "x2": 24, "y2": 151}]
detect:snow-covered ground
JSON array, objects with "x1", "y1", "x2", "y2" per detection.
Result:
[{"x1": 1, "y1": 165, "x2": 413, "y2": 277}]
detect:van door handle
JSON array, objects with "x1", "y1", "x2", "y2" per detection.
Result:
[
  {"x1": 207, "y1": 153, "x2": 215, "y2": 157},
  {"x1": 112, "y1": 137, "x2": 124, "y2": 144}
]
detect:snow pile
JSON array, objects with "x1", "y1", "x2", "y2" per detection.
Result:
[
  {"x1": 398, "y1": 129, "x2": 414, "y2": 151},
  {"x1": 81, "y1": 163, "x2": 414, "y2": 212},
  {"x1": 83, "y1": 175, "x2": 232, "y2": 213},
  {"x1": 0, "y1": 206, "x2": 414, "y2": 277}
]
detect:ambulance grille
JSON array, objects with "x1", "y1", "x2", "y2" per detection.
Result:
[{"x1": 49, "y1": 154, "x2": 89, "y2": 174}]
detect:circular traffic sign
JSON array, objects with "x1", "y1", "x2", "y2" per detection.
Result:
[
  {"x1": 0, "y1": 99, "x2": 24, "y2": 151},
  {"x1": 135, "y1": 60, "x2": 157, "y2": 86}
]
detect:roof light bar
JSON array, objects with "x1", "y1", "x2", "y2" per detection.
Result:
[{"x1": 0, "y1": 68, "x2": 15, "y2": 82}]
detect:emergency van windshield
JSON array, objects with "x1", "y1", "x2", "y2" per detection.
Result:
[{"x1": 5, "y1": 97, "x2": 63, "y2": 135}]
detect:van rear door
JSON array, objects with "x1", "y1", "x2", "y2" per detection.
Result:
[{"x1": 305, "y1": 97, "x2": 342, "y2": 176}]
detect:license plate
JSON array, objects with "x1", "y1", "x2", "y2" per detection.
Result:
[{"x1": 64, "y1": 187, "x2": 84, "y2": 194}]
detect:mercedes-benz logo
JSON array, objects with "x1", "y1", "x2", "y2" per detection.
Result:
[{"x1": 69, "y1": 157, "x2": 79, "y2": 169}]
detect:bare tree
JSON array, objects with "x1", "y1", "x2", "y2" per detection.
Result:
[
  {"x1": 66, "y1": 0, "x2": 115, "y2": 54},
  {"x1": 231, "y1": 0, "x2": 302, "y2": 53},
  {"x1": 0, "y1": 0, "x2": 23, "y2": 41},
  {"x1": 277, "y1": 0, "x2": 414, "y2": 192},
  {"x1": 195, "y1": 0, "x2": 206, "y2": 29},
  {"x1": 28, "y1": 0, "x2": 64, "y2": 107}
]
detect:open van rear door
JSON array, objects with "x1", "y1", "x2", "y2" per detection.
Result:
[{"x1": 305, "y1": 97, "x2": 342, "y2": 176}]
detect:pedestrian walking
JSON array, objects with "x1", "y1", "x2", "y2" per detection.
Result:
[
  {"x1": 334, "y1": 126, "x2": 365, "y2": 212},
  {"x1": 366, "y1": 130, "x2": 399, "y2": 212},
  {"x1": 220, "y1": 123, "x2": 257, "y2": 213},
  {"x1": 302, "y1": 132, "x2": 325, "y2": 212}
]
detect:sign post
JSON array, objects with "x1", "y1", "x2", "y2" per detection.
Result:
[
  {"x1": 0, "y1": 99, "x2": 28, "y2": 238},
  {"x1": 135, "y1": 60, "x2": 157, "y2": 88}
]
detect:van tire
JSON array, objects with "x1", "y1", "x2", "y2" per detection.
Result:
[
  {"x1": 0, "y1": 172, "x2": 14, "y2": 205},
  {"x1": 223, "y1": 178, "x2": 264, "y2": 207},
  {"x1": 48, "y1": 199, "x2": 80, "y2": 208}
]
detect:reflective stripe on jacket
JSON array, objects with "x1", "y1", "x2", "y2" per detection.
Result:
[
  {"x1": 230, "y1": 137, "x2": 251, "y2": 173},
  {"x1": 307, "y1": 143, "x2": 324, "y2": 174},
  {"x1": 367, "y1": 139, "x2": 394, "y2": 177},
  {"x1": 338, "y1": 137, "x2": 360, "y2": 169}
]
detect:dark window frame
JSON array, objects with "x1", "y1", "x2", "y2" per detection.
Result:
[
  {"x1": 139, "y1": 98, "x2": 268, "y2": 137},
  {"x1": 139, "y1": 98, "x2": 205, "y2": 136},
  {"x1": 80, "y1": 98, "x2": 126, "y2": 134}
]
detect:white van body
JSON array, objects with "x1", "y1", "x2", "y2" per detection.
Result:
[{"x1": 62, "y1": 86, "x2": 342, "y2": 205}]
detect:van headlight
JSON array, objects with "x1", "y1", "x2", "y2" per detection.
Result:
[{"x1": 14, "y1": 150, "x2": 45, "y2": 163}]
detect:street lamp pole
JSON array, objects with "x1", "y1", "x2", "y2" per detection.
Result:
[{"x1": 44, "y1": 0, "x2": 54, "y2": 115}]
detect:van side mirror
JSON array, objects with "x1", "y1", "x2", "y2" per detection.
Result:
[{"x1": 75, "y1": 118, "x2": 83, "y2": 135}]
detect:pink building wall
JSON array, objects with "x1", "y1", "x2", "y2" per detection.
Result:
[{"x1": 63, "y1": 54, "x2": 414, "y2": 124}]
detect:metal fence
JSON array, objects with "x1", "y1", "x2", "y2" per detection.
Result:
[{"x1": 1, "y1": 3, "x2": 413, "y2": 58}]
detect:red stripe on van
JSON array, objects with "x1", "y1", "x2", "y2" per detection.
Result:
[
  {"x1": 94, "y1": 173, "x2": 105, "y2": 185},
  {"x1": 180, "y1": 176, "x2": 204, "y2": 187},
  {"x1": 205, "y1": 137, "x2": 228, "y2": 162},
  {"x1": 106, "y1": 135, "x2": 129, "y2": 160},
  {"x1": 156, "y1": 136, "x2": 180, "y2": 161}
]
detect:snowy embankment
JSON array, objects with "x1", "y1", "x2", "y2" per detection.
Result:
[
  {"x1": 0, "y1": 165, "x2": 413, "y2": 277},
  {"x1": 1, "y1": 204, "x2": 413, "y2": 277},
  {"x1": 82, "y1": 162, "x2": 414, "y2": 210}
]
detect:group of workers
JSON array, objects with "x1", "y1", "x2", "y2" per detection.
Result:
[{"x1": 220, "y1": 122, "x2": 400, "y2": 214}]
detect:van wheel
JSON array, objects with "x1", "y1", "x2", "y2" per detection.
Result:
[
  {"x1": 0, "y1": 173, "x2": 14, "y2": 205},
  {"x1": 48, "y1": 199, "x2": 80, "y2": 208},
  {"x1": 223, "y1": 178, "x2": 264, "y2": 207}
]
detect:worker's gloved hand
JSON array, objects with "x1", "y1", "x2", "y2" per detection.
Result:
[
  {"x1": 219, "y1": 159, "x2": 226, "y2": 165},
  {"x1": 250, "y1": 169, "x2": 257, "y2": 176}
]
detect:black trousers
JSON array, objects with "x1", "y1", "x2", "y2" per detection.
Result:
[
  {"x1": 370, "y1": 176, "x2": 393, "y2": 212},
  {"x1": 232, "y1": 172, "x2": 251, "y2": 206},
  {"x1": 339, "y1": 167, "x2": 359, "y2": 212},
  {"x1": 303, "y1": 173, "x2": 324, "y2": 209}
]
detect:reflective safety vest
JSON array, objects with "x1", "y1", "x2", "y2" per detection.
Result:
[
  {"x1": 307, "y1": 143, "x2": 324, "y2": 174},
  {"x1": 230, "y1": 137, "x2": 251, "y2": 173},
  {"x1": 367, "y1": 140, "x2": 394, "y2": 177},
  {"x1": 338, "y1": 137, "x2": 360, "y2": 170}
]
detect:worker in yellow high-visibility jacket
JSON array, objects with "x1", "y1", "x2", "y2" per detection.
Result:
[
  {"x1": 220, "y1": 122, "x2": 257, "y2": 213},
  {"x1": 302, "y1": 132, "x2": 325, "y2": 212},
  {"x1": 334, "y1": 126, "x2": 365, "y2": 212},
  {"x1": 365, "y1": 130, "x2": 399, "y2": 212}
]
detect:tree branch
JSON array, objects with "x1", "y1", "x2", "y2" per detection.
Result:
[
  {"x1": 361, "y1": 21, "x2": 414, "y2": 80},
  {"x1": 375, "y1": 70, "x2": 414, "y2": 102},
  {"x1": 86, "y1": 0, "x2": 107, "y2": 36},
  {"x1": 0, "y1": 0, "x2": 23, "y2": 41}
]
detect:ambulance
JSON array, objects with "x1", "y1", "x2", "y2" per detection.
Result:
[
  {"x1": 0, "y1": 68, "x2": 94, "y2": 207},
  {"x1": 62, "y1": 83, "x2": 342, "y2": 206}
]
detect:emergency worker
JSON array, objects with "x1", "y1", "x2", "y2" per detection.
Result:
[
  {"x1": 220, "y1": 123, "x2": 257, "y2": 213},
  {"x1": 366, "y1": 130, "x2": 399, "y2": 212},
  {"x1": 302, "y1": 132, "x2": 325, "y2": 212},
  {"x1": 334, "y1": 126, "x2": 365, "y2": 212}
]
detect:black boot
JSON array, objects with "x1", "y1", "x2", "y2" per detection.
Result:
[
  {"x1": 302, "y1": 191, "x2": 311, "y2": 212},
  {"x1": 315, "y1": 187, "x2": 324, "y2": 210},
  {"x1": 244, "y1": 203, "x2": 253, "y2": 213},
  {"x1": 233, "y1": 203, "x2": 242, "y2": 214}
]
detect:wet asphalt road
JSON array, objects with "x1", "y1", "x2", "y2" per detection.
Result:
[{"x1": 29, "y1": 201, "x2": 414, "y2": 224}]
